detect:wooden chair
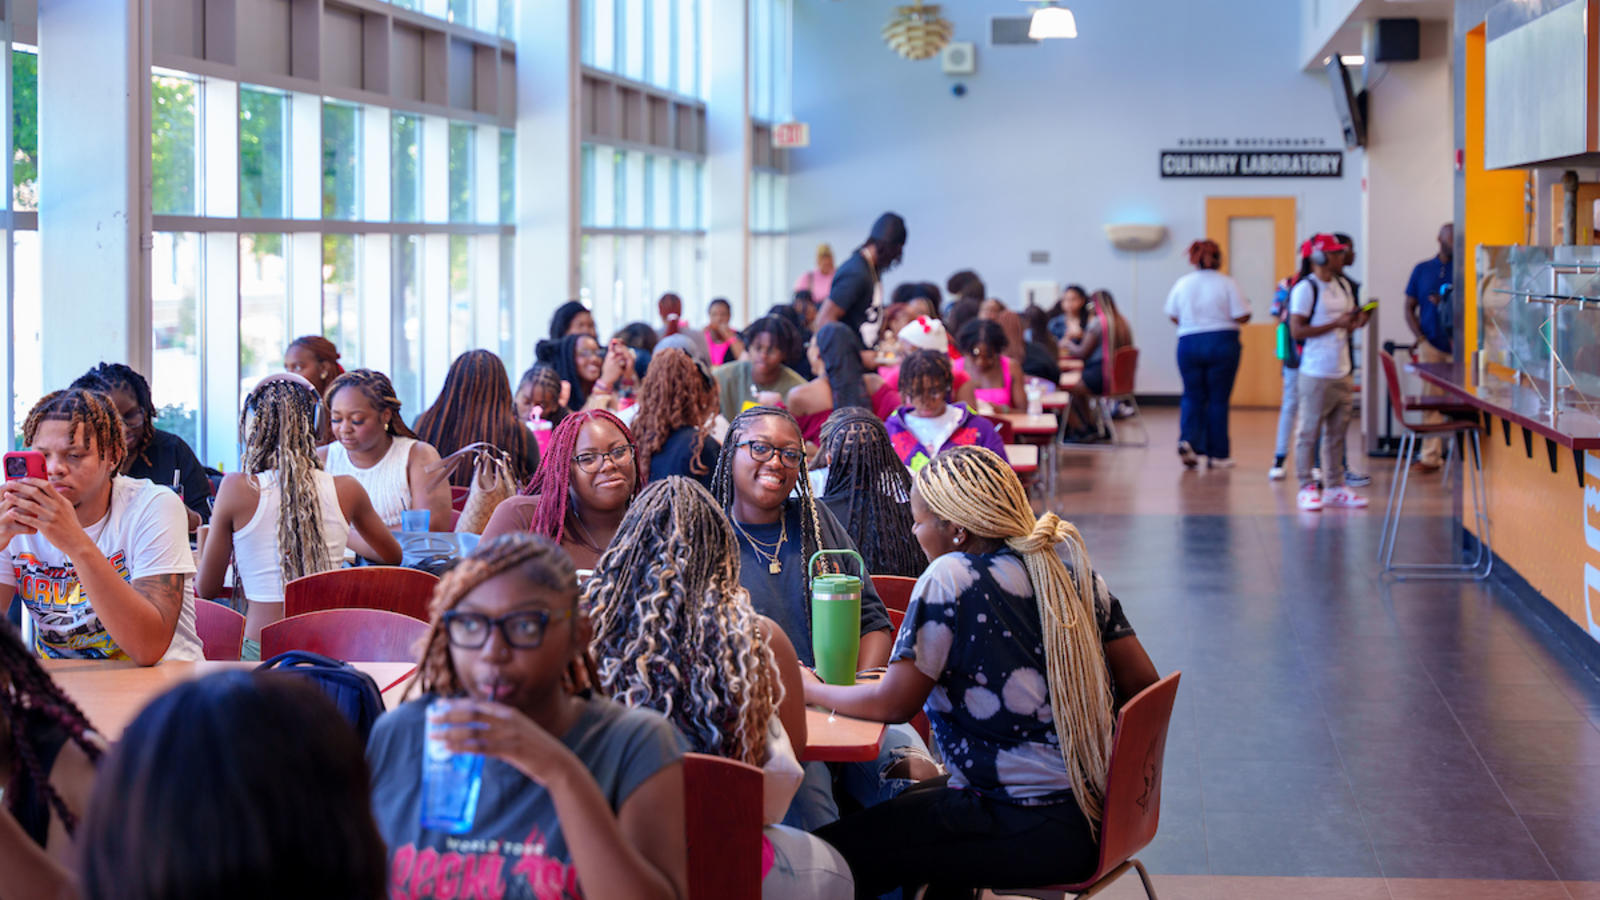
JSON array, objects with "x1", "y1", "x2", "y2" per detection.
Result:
[
  {"x1": 283, "y1": 567, "x2": 440, "y2": 622},
  {"x1": 871, "y1": 574, "x2": 916, "y2": 616},
  {"x1": 987, "y1": 671, "x2": 1181, "y2": 900},
  {"x1": 260, "y1": 608, "x2": 428, "y2": 663},
  {"x1": 194, "y1": 598, "x2": 245, "y2": 661},
  {"x1": 1064, "y1": 346, "x2": 1147, "y2": 449},
  {"x1": 683, "y1": 752, "x2": 763, "y2": 900}
]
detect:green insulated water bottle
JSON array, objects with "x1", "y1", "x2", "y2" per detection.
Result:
[{"x1": 810, "y1": 549, "x2": 864, "y2": 685}]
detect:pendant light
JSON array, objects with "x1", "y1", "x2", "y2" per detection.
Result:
[{"x1": 1028, "y1": 2, "x2": 1078, "y2": 39}]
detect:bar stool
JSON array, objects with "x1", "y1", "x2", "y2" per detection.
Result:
[{"x1": 1376, "y1": 352, "x2": 1492, "y2": 580}]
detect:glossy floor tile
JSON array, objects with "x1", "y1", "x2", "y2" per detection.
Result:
[{"x1": 1040, "y1": 409, "x2": 1600, "y2": 888}]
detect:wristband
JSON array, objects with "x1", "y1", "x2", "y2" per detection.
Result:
[{"x1": 593, "y1": 381, "x2": 615, "y2": 395}]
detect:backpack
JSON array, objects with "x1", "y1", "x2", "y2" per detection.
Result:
[
  {"x1": 1276, "y1": 274, "x2": 1358, "y2": 370},
  {"x1": 257, "y1": 650, "x2": 387, "y2": 743}
]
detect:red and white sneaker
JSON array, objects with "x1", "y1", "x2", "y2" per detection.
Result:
[
  {"x1": 1323, "y1": 486, "x2": 1369, "y2": 509},
  {"x1": 1297, "y1": 485, "x2": 1324, "y2": 511}
]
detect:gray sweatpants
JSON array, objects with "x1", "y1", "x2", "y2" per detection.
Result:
[{"x1": 1295, "y1": 373, "x2": 1352, "y2": 487}]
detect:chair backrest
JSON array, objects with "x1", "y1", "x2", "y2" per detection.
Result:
[
  {"x1": 450, "y1": 486, "x2": 470, "y2": 512},
  {"x1": 259, "y1": 608, "x2": 429, "y2": 663},
  {"x1": 1104, "y1": 346, "x2": 1139, "y2": 397},
  {"x1": 886, "y1": 607, "x2": 905, "y2": 631},
  {"x1": 682, "y1": 752, "x2": 763, "y2": 900},
  {"x1": 871, "y1": 574, "x2": 916, "y2": 615},
  {"x1": 284, "y1": 567, "x2": 441, "y2": 622},
  {"x1": 1089, "y1": 671, "x2": 1181, "y2": 881},
  {"x1": 194, "y1": 598, "x2": 245, "y2": 661},
  {"x1": 1378, "y1": 351, "x2": 1410, "y2": 420}
]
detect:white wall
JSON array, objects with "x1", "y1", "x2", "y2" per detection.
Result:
[{"x1": 787, "y1": 0, "x2": 1363, "y2": 393}]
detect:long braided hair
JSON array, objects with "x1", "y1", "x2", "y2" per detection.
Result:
[
  {"x1": 519, "y1": 409, "x2": 638, "y2": 543},
  {"x1": 70, "y1": 364, "x2": 156, "y2": 469},
  {"x1": 23, "y1": 390, "x2": 128, "y2": 471},
  {"x1": 241, "y1": 376, "x2": 333, "y2": 587},
  {"x1": 585, "y1": 477, "x2": 779, "y2": 766},
  {"x1": 709, "y1": 407, "x2": 828, "y2": 597},
  {"x1": 914, "y1": 446, "x2": 1115, "y2": 832},
  {"x1": 0, "y1": 622, "x2": 103, "y2": 835},
  {"x1": 324, "y1": 369, "x2": 420, "y2": 439},
  {"x1": 817, "y1": 408, "x2": 924, "y2": 577},
  {"x1": 632, "y1": 349, "x2": 716, "y2": 483},
  {"x1": 413, "y1": 350, "x2": 538, "y2": 486},
  {"x1": 814, "y1": 322, "x2": 870, "y2": 411},
  {"x1": 411, "y1": 533, "x2": 580, "y2": 700}
]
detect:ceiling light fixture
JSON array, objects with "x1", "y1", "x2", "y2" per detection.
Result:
[
  {"x1": 883, "y1": 2, "x2": 955, "y2": 60},
  {"x1": 1028, "y1": 1, "x2": 1078, "y2": 39}
]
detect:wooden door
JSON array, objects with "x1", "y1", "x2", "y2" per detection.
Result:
[{"x1": 1205, "y1": 196, "x2": 1297, "y2": 408}]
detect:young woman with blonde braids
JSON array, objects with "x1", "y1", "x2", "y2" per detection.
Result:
[
  {"x1": 198, "y1": 375, "x2": 401, "y2": 657},
  {"x1": 586, "y1": 476, "x2": 852, "y2": 898},
  {"x1": 366, "y1": 533, "x2": 687, "y2": 899},
  {"x1": 808, "y1": 445, "x2": 1158, "y2": 898},
  {"x1": 319, "y1": 369, "x2": 452, "y2": 532}
]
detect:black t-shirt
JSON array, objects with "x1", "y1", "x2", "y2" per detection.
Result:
[
  {"x1": 647, "y1": 427, "x2": 720, "y2": 488},
  {"x1": 827, "y1": 250, "x2": 878, "y2": 335},
  {"x1": 126, "y1": 428, "x2": 211, "y2": 525}
]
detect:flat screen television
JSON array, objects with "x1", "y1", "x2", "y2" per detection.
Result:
[{"x1": 1325, "y1": 56, "x2": 1368, "y2": 149}]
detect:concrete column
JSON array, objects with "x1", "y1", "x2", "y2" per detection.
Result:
[
  {"x1": 705, "y1": 0, "x2": 749, "y2": 320},
  {"x1": 516, "y1": 0, "x2": 579, "y2": 374},
  {"x1": 38, "y1": 0, "x2": 148, "y2": 387}
]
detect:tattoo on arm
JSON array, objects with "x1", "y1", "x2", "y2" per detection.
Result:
[{"x1": 131, "y1": 573, "x2": 186, "y2": 624}]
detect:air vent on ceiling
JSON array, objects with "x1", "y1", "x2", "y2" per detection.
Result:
[
  {"x1": 1029, "y1": 250, "x2": 1051, "y2": 264},
  {"x1": 990, "y1": 16, "x2": 1038, "y2": 46}
]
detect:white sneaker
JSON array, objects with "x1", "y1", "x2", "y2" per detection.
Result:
[
  {"x1": 1297, "y1": 485, "x2": 1324, "y2": 511},
  {"x1": 1323, "y1": 486, "x2": 1369, "y2": 509},
  {"x1": 1268, "y1": 465, "x2": 1286, "y2": 481},
  {"x1": 1208, "y1": 458, "x2": 1235, "y2": 469}
]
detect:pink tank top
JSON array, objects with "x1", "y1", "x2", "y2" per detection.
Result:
[
  {"x1": 956, "y1": 356, "x2": 1013, "y2": 406},
  {"x1": 706, "y1": 329, "x2": 733, "y2": 367}
]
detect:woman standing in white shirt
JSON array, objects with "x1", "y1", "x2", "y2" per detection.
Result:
[
  {"x1": 198, "y1": 375, "x2": 401, "y2": 658},
  {"x1": 1165, "y1": 239, "x2": 1251, "y2": 469}
]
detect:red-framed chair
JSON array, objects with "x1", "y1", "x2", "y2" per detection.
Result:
[
  {"x1": 450, "y1": 486, "x2": 471, "y2": 512},
  {"x1": 881, "y1": 605, "x2": 932, "y2": 746},
  {"x1": 871, "y1": 574, "x2": 916, "y2": 616},
  {"x1": 1376, "y1": 352, "x2": 1492, "y2": 580},
  {"x1": 283, "y1": 567, "x2": 441, "y2": 622},
  {"x1": 259, "y1": 608, "x2": 428, "y2": 663},
  {"x1": 1068, "y1": 345, "x2": 1148, "y2": 448},
  {"x1": 194, "y1": 598, "x2": 245, "y2": 661},
  {"x1": 683, "y1": 752, "x2": 763, "y2": 900},
  {"x1": 989, "y1": 672, "x2": 1182, "y2": 900}
]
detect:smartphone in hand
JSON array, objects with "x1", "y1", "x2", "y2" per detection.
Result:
[{"x1": 3, "y1": 451, "x2": 46, "y2": 481}]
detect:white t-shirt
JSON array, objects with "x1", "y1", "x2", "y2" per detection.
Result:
[
  {"x1": 0, "y1": 475, "x2": 201, "y2": 660},
  {"x1": 1289, "y1": 274, "x2": 1355, "y2": 379},
  {"x1": 903, "y1": 405, "x2": 965, "y2": 458},
  {"x1": 1164, "y1": 270, "x2": 1250, "y2": 337}
]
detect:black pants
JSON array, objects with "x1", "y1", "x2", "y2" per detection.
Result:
[{"x1": 815, "y1": 776, "x2": 1098, "y2": 899}]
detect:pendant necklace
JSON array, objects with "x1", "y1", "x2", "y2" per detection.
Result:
[{"x1": 732, "y1": 514, "x2": 787, "y2": 574}]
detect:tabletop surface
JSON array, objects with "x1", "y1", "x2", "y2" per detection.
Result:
[{"x1": 1409, "y1": 361, "x2": 1600, "y2": 450}]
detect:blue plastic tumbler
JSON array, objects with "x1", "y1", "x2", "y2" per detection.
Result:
[{"x1": 420, "y1": 698, "x2": 483, "y2": 834}]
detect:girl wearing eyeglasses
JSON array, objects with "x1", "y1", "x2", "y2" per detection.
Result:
[
  {"x1": 480, "y1": 410, "x2": 640, "y2": 570},
  {"x1": 367, "y1": 532, "x2": 687, "y2": 899}
]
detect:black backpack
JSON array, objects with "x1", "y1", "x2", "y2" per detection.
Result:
[
  {"x1": 257, "y1": 650, "x2": 388, "y2": 743},
  {"x1": 1280, "y1": 275, "x2": 1358, "y2": 370}
]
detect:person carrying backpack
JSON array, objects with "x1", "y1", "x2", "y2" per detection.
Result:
[
  {"x1": 1269, "y1": 250, "x2": 1313, "y2": 480},
  {"x1": 1289, "y1": 234, "x2": 1372, "y2": 512}
]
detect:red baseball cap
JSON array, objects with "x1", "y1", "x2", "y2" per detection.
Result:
[{"x1": 1308, "y1": 233, "x2": 1350, "y2": 254}]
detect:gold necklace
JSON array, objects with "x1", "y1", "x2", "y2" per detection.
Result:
[{"x1": 732, "y1": 514, "x2": 787, "y2": 574}]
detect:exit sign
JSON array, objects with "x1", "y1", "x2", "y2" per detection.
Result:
[{"x1": 774, "y1": 122, "x2": 810, "y2": 148}]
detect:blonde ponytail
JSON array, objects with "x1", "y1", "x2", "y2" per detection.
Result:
[{"x1": 914, "y1": 446, "x2": 1115, "y2": 832}]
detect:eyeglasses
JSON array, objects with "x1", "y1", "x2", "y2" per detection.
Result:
[
  {"x1": 577, "y1": 348, "x2": 606, "y2": 360},
  {"x1": 737, "y1": 439, "x2": 804, "y2": 469},
  {"x1": 441, "y1": 608, "x2": 574, "y2": 650},
  {"x1": 572, "y1": 444, "x2": 635, "y2": 473}
]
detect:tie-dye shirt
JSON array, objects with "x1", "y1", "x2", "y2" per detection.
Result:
[{"x1": 891, "y1": 549, "x2": 1134, "y2": 804}]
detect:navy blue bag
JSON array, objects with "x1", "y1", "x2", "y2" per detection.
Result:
[{"x1": 256, "y1": 650, "x2": 387, "y2": 743}]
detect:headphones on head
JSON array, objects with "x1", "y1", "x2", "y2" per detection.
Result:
[{"x1": 1310, "y1": 246, "x2": 1329, "y2": 266}]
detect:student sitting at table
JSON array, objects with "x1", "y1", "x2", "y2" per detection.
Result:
[
  {"x1": 954, "y1": 319, "x2": 1026, "y2": 413},
  {"x1": 368, "y1": 533, "x2": 687, "y2": 900},
  {"x1": 811, "y1": 408, "x2": 925, "y2": 579},
  {"x1": 786, "y1": 323, "x2": 899, "y2": 447},
  {"x1": 413, "y1": 349, "x2": 541, "y2": 488},
  {"x1": 0, "y1": 389, "x2": 202, "y2": 664},
  {"x1": 713, "y1": 315, "x2": 809, "y2": 425},
  {"x1": 631, "y1": 349, "x2": 722, "y2": 488},
  {"x1": 514, "y1": 362, "x2": 571, "y2": 430},
  {"x1": 199, "y1": 375, "x2": 401, "y2": 659},
  {"x1": 884, "y1": 349, "x2": 1007, "y2": 472},
  {"x1": 586, "y1": 477, "x2": 854, "y2": 899},
  {"x1": 72, "y1": 363, "x2": 213, "y2": 531},
  {"x1": 877, "y1": 316, "x2": 970, "y2": 398},
  {"x1": 78, "y1": 671, "x2": 389, "y2": 900},
  {"x1": 480, "y1": 410, "x2": 640, "y2": 570},
  {"x1": 282, "y1": 334, "x2": 345, "y2": 445},
  {"x1": 321, "y1": 369, "x2": 452, "y2": 533},
  {"x1": 808, "y1": 446, "x2": 1159, "y2": 897},
  {"x1": 0, "y1": 621, "x2": 104, "y2": 898},
  {"x1": 537, "y1": 333, "x2": 635, "y2": 413}
]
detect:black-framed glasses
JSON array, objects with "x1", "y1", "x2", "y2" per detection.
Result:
[
  {"x1": 737, "y1": 439, "x2": 804, "y2": 469},
  {"x1": 572, "y1": 444, "x2": 635, "y2": 473},
  {"x1": 441, "y1": 609, "x2": 574, "y2": 650},
  {"x1": 576, "y1": 347, "x2": 606, "y2": 360}
]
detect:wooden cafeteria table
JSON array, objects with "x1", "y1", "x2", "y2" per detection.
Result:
[
  {"x1": 1410, "y1": 361, "x2": 1600, "y2": 450},
  {"x1": 47, "y1": 659, "x2": 889, "y2": 763}
]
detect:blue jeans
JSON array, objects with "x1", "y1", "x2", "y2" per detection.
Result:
[
  {"x1": 1275, "y1": 365, "x2": 1300, "y2": 459},
  {"x1": 1176, "y1": 330, "x2": 1242, "y2": 459}
]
